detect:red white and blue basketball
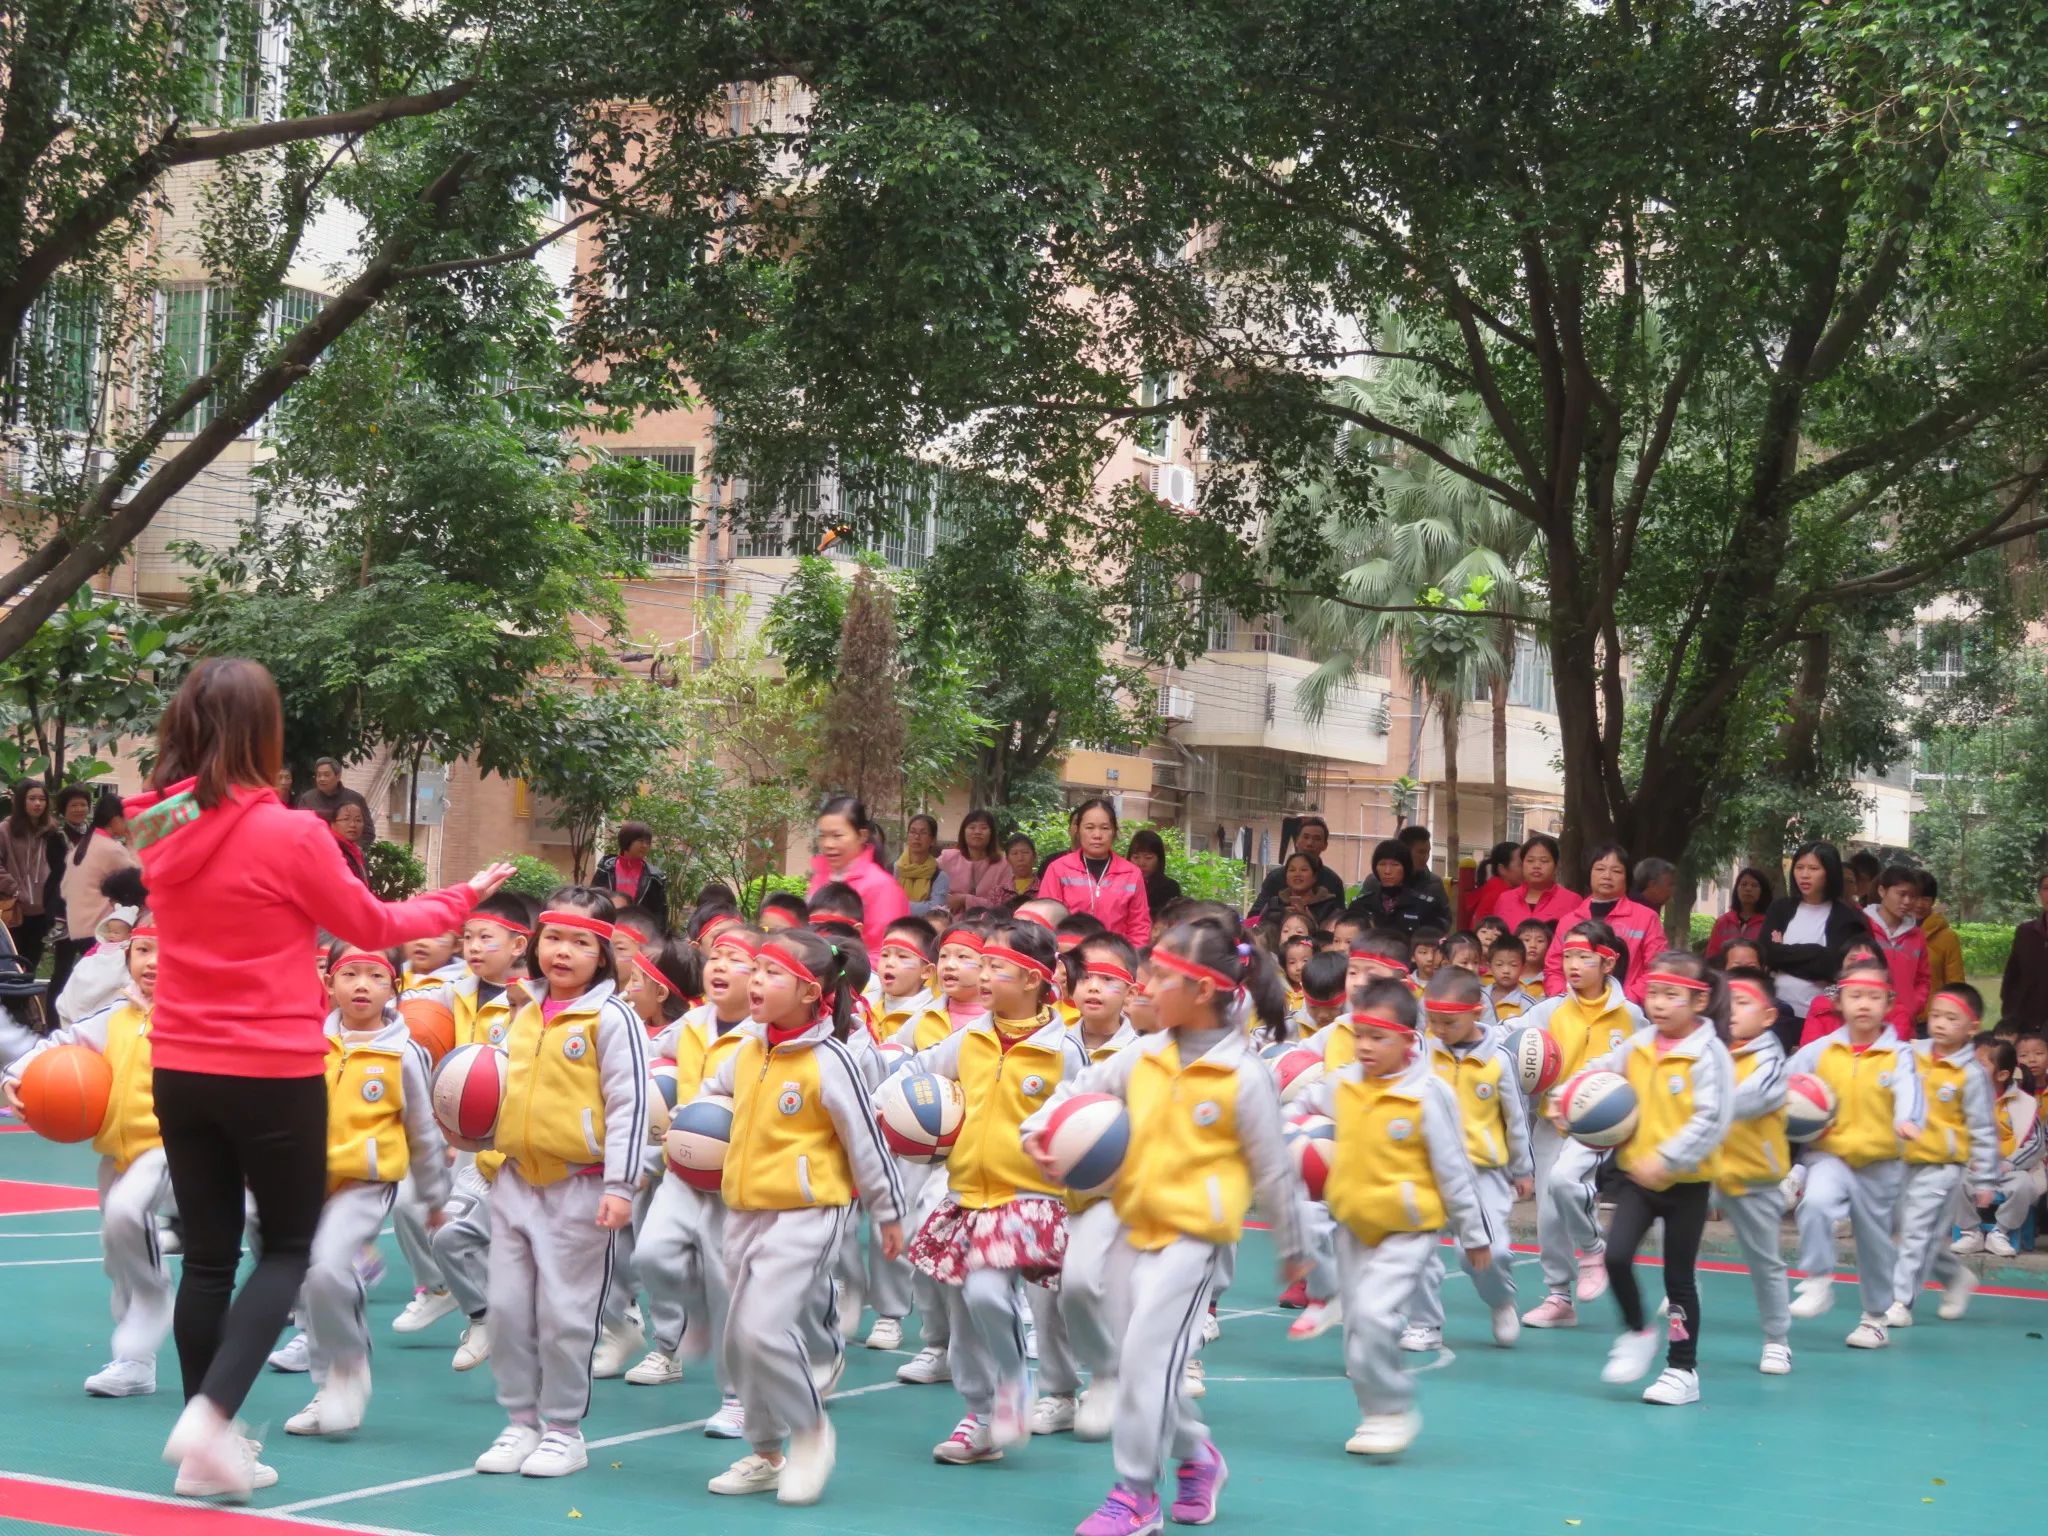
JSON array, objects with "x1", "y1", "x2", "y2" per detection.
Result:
[
  {"x1": 665, "y1": 1094, "x2": 735, "y2": 1191},
  {"x1": 875, "y1": 1071, "x2": 964, "y2": 1162},
  {"x1": 1507, "y1": 1026, "x2": 1563, "y2": 1096},
  {"x1": 1260, "y1": 1039, "x2": 1297, "y2": 1063},
  {"x1": 1557, "y1": 1069, "x2": 1638, "y2": 1148},
  {"x1": 1038, "y1": 1093, "x2": 1130, "y2": 1195},
  {"x1": 645, "y1": 1058, "x2": 679, "y2": 1145},
  {"x1": 1784, "y1": 1073, "x2": 1837, "y2": 1144},
  {"x1": 875, "y1": 1040, "x2": 912, "y2": 1075},
  {"x1": 1271, "y1": 1047, "x2": 1326, "y2": 1106},
  {"x1": 1286, "y1": 1114, "x2": 1336, "y2": 1200},
  {"x1": 431, "y1": 1043, "x2": 505, "y2": 1152}
]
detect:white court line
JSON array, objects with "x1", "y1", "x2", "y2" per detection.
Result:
[
  {"x1": 0, "y1": 1229, "x2": 102, "y2": 1238},
  {"x1": 0, "y1": 1255, "x2": 101, "y2": 1267},
  {"x1": 272, "y1": 1377, "x2": 907, "y2": 1515},
  {"x1": 0, "y1": 1467, "x2": 437, "y2": 1535}
]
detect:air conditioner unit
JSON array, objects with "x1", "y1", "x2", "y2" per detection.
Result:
[
  {"x1": 1156, "y1": 685, "x2": 1195, "y2": 723},
  {"x1": 1159, "y1": 464, "x2": 1197, "y2": 509},
  {"x1": 1368, "y1": 694, "x2": 1392, "y2": 733}
]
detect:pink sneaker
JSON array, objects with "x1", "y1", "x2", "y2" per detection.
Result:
[
  {"x1": 1575, "y1": 1250, "x2": 1610, "y2": 1302},
  {"x1": 1287, "y1": 1298, "x2": 1343, "y2": 1340},
  {"x1": 1521, "y1": 1294, "x2": 1578, "y2": 1328},
  {"x1": 1277, "y1": 1279, "x2": 1309, "y2": 1309},
  {"x1": 1170, "y1": 1441, "x2": 1228, "y2": 1525},
  {"x1": 1076, "y1": 1486, "x2": 1164, "y2": 1536}
]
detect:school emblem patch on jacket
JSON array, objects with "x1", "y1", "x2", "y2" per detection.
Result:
[
  {"x1": 488, "y1": 1022, "x2": 508, "y2": 1046},
  {"x1": 1020, "y1": 1073, "x2": 1047, "y2": 1097},
  {"x1": 778, "y1": 1083, "x2": 804, "y2": 1116},
  {"x1": 1192, "y1": 1100, "x2": 1221, "y2": 1127},
  {"x1": 361, "y1": 1078, "x2": 385, "y2": 1103},
  {"x1": 1388, "y1": 1117, "x2": 1414, "y2": 1141},
  {"x1": 562, "y1": 1033, "x2": 589, "y2": 1061},
  {"x1": 1475, "y1": 1082, "x2": 1494, "y2": 1100},
  {"x1": 1937, "y1": 1083, "x2": 1957, "y2": 1103},
  {"x1": 1667, "y1": 1075, "x2": 1686, "y2": 1096}
]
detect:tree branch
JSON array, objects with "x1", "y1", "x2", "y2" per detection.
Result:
[
  {"x1": 393, "y1": 205, "x2": 605, "y2": 281},
  {"x1": 1802, "y1": 141, "x2": 1951, "y2": 385}
]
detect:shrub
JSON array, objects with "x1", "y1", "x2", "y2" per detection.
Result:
[
  {"x1": 365, "y1": 840, "x2": 426, "y2": 902},
  {"x1": 1955, "y1": 922, "x2": 2014, "y2": 977},
  {"x1": 741, "y1": 872, "x2": 810, "y2": 917},
  {"x1": 498, "y1": 853, "x2": 569, "y2": 901}
]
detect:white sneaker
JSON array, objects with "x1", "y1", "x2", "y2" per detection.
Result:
[
  {"x1": 1950, "y1": 1228, "x2": 1986, "y2": 1255},
  {"x1": 1788, "y1": 1277, "x2": 1834, "y2": 1319},
  {"x1": 1074, "y1": 1378, "x2": 1117, "y2": 1440},
  {"x1": 1759, "y1": 1342, "x2": 1793, "y2": 1375},
  {"x1": 779, "y1": 1415, "x2": 835, "y2": 1505},
  {"x1": 1345, "y1": 1410, "x2": 1421, "y2": 1456},
  {"x1": 705, "y1": 1395, "x2": 746, "y2": 1439},
  {"x1": 1490, "y1": 1304, "x2": 1521, "y2": 1348},
  {"x1": 393, "y1": 1289, "x2": 459, "y2": 1335},
  {"x1": 932, "y1": 1414, "x2": 1002, "y2": 1464},
  {"x1": 452, "y1": 1319, "x2": 490, "y2": 1371},
  {"x1": 1202, "y1": 1311, "x2": 1221, "y2": 1344},
  {"x1": 85, "y1": 1358, "x2": 156, "y2": 1397},
  {"x1": 1985, "y1": 1230, "x2": 2018, "y2": 1258},
  {"x1": 1883, "y1": 1303, "x2": 1914, "y2": 1329},
  {"x1": 864, "y1": 1317, "x2": 903, "y2": 1351},
  {"x1": 1286, "y1": 1298, "x2": 1343, "y2": 1340},
  {"x1": 624, "y1": 1349, "x2": 683, "y2": 1386},
  {"x1": 1574, "y1": 1249, "x2": 1610, "y2": 1302},
  {"x1": 475, "y1": 1423, "x2": 543, "y2": 1474},
  {"x1": 990, "y1": 1375, "x2": 1031, "y2": 1449},
  {"x1": 896, "y1": 1345, "x2": 951, "y2": 1384},
  {"x1": 267, "y1": 1332, "x2": 310, "y2": 1373},
  {"x1": 1030, "y1": 1393, "x2": 1076, "y2": 1435},
  {"x1": 1642, "y1": 1367, "x2": 1699, "y2": 1405},
  {"x1": 286, "y1": 1394, "x2": 330, "y2": 1437},
  {"x1": 1939, "y1": 1268, "x2": 1975, "y2": 1320},
  {"x1": 173, "y1": 1435, "x2": 276, "y2": 1499},
  {"x1": 709, "y1": 1453, "x2": 782, "y2": 1495},
  {"x1": 836, "y1": 1282, "x2": 865, "y2": 1341},
  {"x1": 590, "y1": 1323, "x2": 642, "y2": 1379},
  {"x1": 811, "y1": 1348, "x2": 846, "y2": 1397},
  {"x1": 1845, "y1": 1314, "x2": 1889, "y2": 1349},
  {"x1": 1600, "y1": 1329, "x2": 1662, "y2": 1385},
  {"x1": 1521, "y1": 1294, "x2": 1577, "y2": 1328},
  {"x1": 519, "y1": 1427, "x2": 588, "y2": 1478},
  {"x1": 1024, "y1": 1324, "x2": 1039, "y2": 1363},
  {"x1": 164, "y1": 1397, "x2": 249, "y2": 1498},
  {"x1": 1183, "y1": 1356, "x2": 1206, "y2": 1398},
  {"x1": 1398, "y1": 1325, "x2": 1442, "y2": 1353}
]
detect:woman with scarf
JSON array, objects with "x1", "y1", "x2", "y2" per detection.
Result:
[{"x1": 896, "y1": 812, "x2": 953, "y2": 918}]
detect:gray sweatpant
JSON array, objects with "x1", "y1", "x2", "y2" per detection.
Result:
[
  {"x1": 1030, "y1": 1278, "x2": 1079, "y2": 1395},
  {"x1": 1532, "y1": 1120, "x2": 1604, "y2": 1295},
  {"x1": 392, "y1": 1168, "x2": 445, "y2": 1294},
  {"x1": 599, "y1": 1179, "x2": 660, "y2": 1340},
  {"x1": 1054, "y1": 1200, "x2": 1122, "y2": 1383},
  {"x1": 1715, "y1": 1185, "x2": 1790, "y2": 1342},
  {"x1": 868, "y1": 1204, "x2": 915, "y2": 1322},
  {"x1": 634, "y1": 1173, "x2": 725, "y2": 1376},
  {"x1": 1994, "y1": 1165, "x2": 2046, "y2": 1233},
  {"x1": 1407, "y1": 1166, "x2": 1517, "y2": 1330},
  {"x1": 96, "y1": 1149, "x2": 174, "y2": 1366},
  {"x1": 944, "y1": 1263, "x2": 1031, "y2": 1417},
  {"x1": 306, "y1": 1181, "x2": 399, "y2": 1384},
  {"x1": 1893, "y1": 1163, "x2": 1968, "y2": 1308},
  {"x1": 1337, "y1": 1229, "x2": 1438, "y2": 1417},
  {"x1": 1106, "y1": 1235, "x2": 1221, "y2": 1493},
  {"x1": 1796, "y1": 1154, "x2": 1902, "y2": 1315},
  {"x1": 724, "y1": 1205, "x2": 852, "y2": 1455},
  {"x1": 907, "y1": 1165, "x2": 952, "y2": 1349},
  {"x1": 431, "y1": 1159, "x2": 492, "y2": 1319},
  {"x1": 488, "y1": 1170, "x2": 616, "y2": 1428}
]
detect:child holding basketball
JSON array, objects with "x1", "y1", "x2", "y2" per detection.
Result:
[
  {"x1": 1890, "y1": 983, "x2": 1996, "y2": 1325},
  {"x1": 1713, "y1": 966, "x2": 1794, "y2": 1373},
  {"x1": 2, "y1": 921, "x2": 170, "y2": 1399},
  {"x1": 701, "y1": 928, "x2": 905, "y2": 1506},
  {"x1": 473, "y1": 889, "x2": 650, "y2": 1479},
  {"x1": 1580, "y1": 950, "x2": 1734, "y2": 1406},
  {"x1": 286, "y1": 947, "x2": 451, "y2": 1438},
  {"x1": 1785, "y1": 957, "x2": 1923, "y2": 1349},
  {"x1": 1025, "y1": 920, "x2": 1307, "y2": 1535}
]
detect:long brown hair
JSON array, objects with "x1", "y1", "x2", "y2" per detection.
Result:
[{"x1": 151, "y1": 658, "x2": 285, "y2": 809}]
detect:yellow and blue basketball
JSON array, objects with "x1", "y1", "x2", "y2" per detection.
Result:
[
  {"x1": 1558, "y1": 1069, "x2": 1638, "y2": 1149},
  {"x1": 1039, "y1": 1093, "x2": 1129, "y2": 1195},
  {"x1": 876, "y1": 1071, "x2": 964, "y2": 1163},
  {"x1": 665, "y1": 1094, "x2": 735, "y2": 1191}
]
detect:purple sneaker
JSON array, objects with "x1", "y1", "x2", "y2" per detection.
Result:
[
  {"x1": 1170, "y1": 1441, "x2": 1228, "y2": 1525},
  {"x1": 1076, "y1": 1486, "x2": 1165, "y2": 1536}
]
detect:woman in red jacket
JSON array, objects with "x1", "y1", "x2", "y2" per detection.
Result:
[
  {"x1": 134, "y1": 660, "x2": 511, "y2": 1501},
  {"x1": 1705, "y1": 866, "x2": 1772, "y2": 961},
  {"x1": 807, "y1": 793, "x2": 910, "y2": 948},
  {"x1": 1036, "y1": 797, "x2": 1151, "y2": 946}
]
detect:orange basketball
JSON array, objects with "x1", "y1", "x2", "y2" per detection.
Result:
[
  {"x1": 400, "y1": 996, "x2": 457, "y2": 1066},
  {"x1": 17, "y1": 1044, "x2": 112, "y2": 1144}
]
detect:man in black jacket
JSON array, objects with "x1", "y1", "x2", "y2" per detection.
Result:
[{"x1": 2001, "y1": 874, "x2": 2048, "y2": 1032}]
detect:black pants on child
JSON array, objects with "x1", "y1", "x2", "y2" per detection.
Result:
[
  {"x1": 153, "y1": 1067, "x2": 329, "y2": 1412},
  {"x1": 1603, "y1": 1178, "x2": 1710, "y2": 1370}
]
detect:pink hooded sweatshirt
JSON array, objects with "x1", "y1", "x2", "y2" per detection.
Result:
[
  {"x1": 1038, "y1": 850, "x2": 1151, "y2": 947},
  {"x1": 1543, "y1": 892, "x2": 1665, "y2": 1003},
  {"x1": 809, "y1": 845, "x2": 911, "y2": 950},
  {"x1": 127, "y1": 780, "x2": 479, "y2": 1079}
]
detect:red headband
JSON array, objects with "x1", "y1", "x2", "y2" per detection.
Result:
[
  {"x1": 1422, "y1": 998, "x2": 1482, "y2": 1015},
  {"x1": 1642, "y1": 970, "x2": 1709, "y2": 993},
  {"x1": 1836, "y1": 975, "x2": 1890, "y2": 994},
  {"x1": 330, "y1": 949, "x2": 396, "y2": 978},
  {"x1": 1083, "y1": 960, "x2": 1134, "y2": 984},
  {"x1": 697, "y1": 911, "x2": 742, "y2": 940},
  {"x1": 1728, "y1": 978, "x2": 1773, "y2": 1007},
  {"x1": 1351, "y1": 1010, "x2": 1415, "y2": 1034},
  {"x1": 472, "y1": 913, "x2": 532, "y2": 938},
  {"x1": 539, "y1": 910, "x2": 616, "y2": 942},
  {"x1": 710, "y1": 931, "x2": 758, "y2": 960},
  {"x1": 1935, "y1": 989, "x2": 1980, "y2": 1023},
  {"x1": 1015, "y1": 910, "x2": 1057, "y2": 932},
  {"x1": 881, "y1": 936, "x2": 931, "y2": 960},
  {"x1": 1306, "y1": 991, "x2": 1345, "y2": 1007},
  {"x1": 1350, "y1": 950, "x2": 1411, "y2": 976},
  {"x1": 1151, "y1": 948, "x2": 1240, "y2": 992},
  {"x1": 632, "y1": 952, "x2": 679, "y2": 998},
  {"x1": 812, "y1": 913, "x2": 861, "y2": 936},
  {"x1": 1561, "y1": 935, "x2": 1618, "y2": 959},
  {"x1": 130, "y1": 925, "x2": 159, "y2": 940},
  {"x1": 939, "y1": 931, "x2": 986, "y2": 953},
  {"x1": 983, "y1": 943, "x2": 1053, "y2": 980},
  {"x1": 757, "y1": 942, "x2": 821, "y2": 987}
]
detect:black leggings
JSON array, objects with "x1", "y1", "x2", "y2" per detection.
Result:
[
  {"x1": 153, "y1": 1067, "x2": 329, "y2": 1412},
  {"x1": 1603, "y1": 1178, "x2": 1710, "y2": 1370}
]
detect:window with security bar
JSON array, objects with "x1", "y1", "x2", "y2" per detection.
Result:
[{"x1": 611, "y1": 449, "x2": 698, "y2": 564}]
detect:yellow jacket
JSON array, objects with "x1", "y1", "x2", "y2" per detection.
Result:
[
  {"x1": 1786, "y1": 1028, "x2": 1923, "y2": 1168},
  {"x1": 1522, "y1": 982, "x2": 1645, "y2": 1088},
  {"x1": 1306, "y1": 1056, "x2": 1488, "y2": 1249},
  {"x1": 1592, "y1": 1025, "x2": 1735, "y2": 1184},
  {"x1": 656, "y1": 1002, "x2": 752, "y2": 1102},
  {"x1": 1426, "y1": 1029, "x2": 1531, "y2": 1176},
  {"x1": 494, "y1": 983, "x2": 650, "y2": 1194},
  {"x1": 890, "y1": 1000, "x2": 971, "y2": 1053},
  {"x1": 1903, "y1": 1040, "x2": 1998, "y2": 1192},
  {"x1": 909, "y1": 1012, "x2": 1086, "y2": 1210},
  {"x1": 2, "y1": 993, "x2": 162, "y2": 1174},
  {"x1": 1716, "y1": 1033, "x2": 1790, "y2": 1197},
  {"x1": 322, "y1": 1012, "x2": 449, "y2": 1203}
]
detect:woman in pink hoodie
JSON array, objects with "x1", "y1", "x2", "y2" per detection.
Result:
[
  {"x1": 807, "y1": 794, "x2": 910, "y2": 948},
  {"x1": 1037, "y1": 797, "x2": 1151, "y2": 947},
  {"x1": 938, "y1": 807, "x2": 1012, "y2": 914},
  {"x1": 132, "y1": 660, "x2": 512, "y2": 1500}
]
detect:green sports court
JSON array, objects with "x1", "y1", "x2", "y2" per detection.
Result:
[{"x1": 2, "y1": 1127, "x2": 2039, "y2": 1536}]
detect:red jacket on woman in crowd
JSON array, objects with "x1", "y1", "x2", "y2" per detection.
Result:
[
  {"x1": 1038, "y1": 848, "x2": 1151, "y2": 947},
  {"x1": 1544, "y1": 892, "x2": 1664, "y2": 1002},
  {"x1": 808, "y1": 844, "x2": 910, "y2": 950}
]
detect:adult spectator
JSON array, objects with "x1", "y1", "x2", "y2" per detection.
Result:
[
  {"x1": 1249, "y1": 815, "x2": 1347, "y2": 913},
  {"x1": 1126, "y1": 828, "x2": 1184, "y2": 917},
  {"x1": 1467, "y1": 840, "x2": 1522, "y2": 924},
  {"x1": 1706, "y1": 867, "x2": 1773, "y2": 962},
  {"x1": 1396, "y1": 824, "x2": 1452, "y2": 910},
  {"x1": 808, "y1": 794, "x2": 909, "y2": 948},
  {"x1": 59, "y1": 794, "x2": 140, "y2": 981},
  {"x1": 894, "y1": 812, "x2": 952, "y2": 919},
  {"x1": 47, "y1": 785, "x2": 100, "y2": 997},
  {"x1": 1489, "y1": 832, "x2": 1581, "y2": 929},
  {"x1": 1545, "y1": 843, "x2": 1663, "y2": 1001},
  {"x1": 1038, "y1": 797, "x2": 1150, "y2": 946},
  {"x1": 594, "y1": 820, "x2": 670, "y2": 931},
  {"x1": 295, "y1": 758, "x2": 375, "y2": 851},
  {"x1": 1633, "y1": 857, "x2": 1677, "y2": 914},
  {"x1": 130, "y1": 657, "x2": 508, "y2": 1499},
  {"x1": 2002, "y1": 873, "x2": 2048, "y2": 1034},
  {"x1": 1255, "y1": 851, "x2": 1344, "y2": 931},
  {"x1": 1343, "y1": 838, "x2": 1449, "y2": 935},
  {"x1": 939, "y1": 808, "x2": 1010, "y2": 914},
  {"x1": 54, "y1": 784, "x2": 94, "y2": 851},
  {"x1": 0, "y1": 780, "x2": 67, "y2": 971},
  {"x1": 1913, "y1": 871, "x2": 1965, "y2": 998},
  {"x1": 1762, "y1": 840, "x2": 1872, "y2": 1031},
  {"x1": 1844, "y1": 849, "x2": 1884, "y2": 910},
  {"x1": 1003, "y1": 835, "x2": 1040, "y2": 900},
  {"x1": 322, "y1": 804, "x2": 371, "y2": 886}
]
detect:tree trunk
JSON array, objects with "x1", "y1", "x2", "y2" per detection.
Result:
[
  {"x1": 1548, "y1": 627, "x2": 1618, "y2": 876},
  {"x1": 1669, "y1": 844, "x2": 1704, "y2": 947},
  {"x1": 1439, "y1": 694, "x2": 1461, "y2": 890},
  {"x1": 1490, "y1": 671, "x2": 1508, "y2": 845},
  {"x1": 406, "y1": 743, "x2": 425, "y2": 850},
  {"x1": 1404, "y1": 675, "x2": 1424, "y2": 782}
]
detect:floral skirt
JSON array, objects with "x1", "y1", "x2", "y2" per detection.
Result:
[{"x1": 909, "y1": 1194, "x2": 1068, "y2": 1285}]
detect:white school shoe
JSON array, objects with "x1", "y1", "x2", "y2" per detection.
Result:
[
  {"x1": 1985, "y1": 1230, "x2": 2018, "y2": 1258},
  {"x1": 1758, "y1": 1342, "x2": 1793, "y2": 1375},
  {"x1": 452, "y1": 1319, "x2": 490, "y2": 1371},
  {"x1": 1938, "y1": 1268, "x2": 1976, "y2": 1320},
  {"x1": 864, "y1": 1316, "x2": 903, "y2": 1351},
  {"x1": 1344, "y1": 1410, "x2": 1421, "y2": 1456},
  {"x1": 1787, "y1": 1277, "x2": 1834, "y2": 1319},
  {"x1": 393, "y1": 1289, "x2": 459, "y2": 1334},
  {"x1": 1950, "y1": 1228, "x2": 1986, "y2": 1255},
  {"x1": 896, "y1": 1345, "x2": 951, "y2": 1384},
  {"x1": 1183, "y1": 1356, "x2": 1206, "y2": 1398},
  {"x1": 1286, "y1": 1298, "x2": 1343, "y2": 1340},
  {"x1": 933, "y1": 1414, "x2": 1003, "y2": 1464},
  {"x1": 174, "y1": 1437, "x2": 276, "y2": 1499},
  {"x1": 1490, "y1": 1304, "x2": 1521, "y2": 1348},
  {"x1": 590, "y1": 1322, "x2": 642, "y2": 1379},
  {"x1": 519, "y1": 1428, "x2": 588, "y2": 1478},
  {"x1": 267, "y1": 1331, "x2": 310, "y2": 1373},
  {"x1": 708, "y1": 1453, "x2": 782, "y2": 1495},
  {"x1": 779, "y1": 1415, "x2": 835, "y2": 1506},
  {"x1": 165, "y1": 1399, "x2": 274, "y2": 1500},
  {"x1": 1641, "y1": 1367, "x2": 1699, "y2": 1406},
  {"x1": 1202, "y1": 1311, "x2": 1221, "y2": 1344},
  {"x1": 286, "y1": 1363, "x2": 369, "y2": 1436},
  {"x1": 84, "y1": 1358, "x2": 157, "y2": 1397},
  {"x1": 1883, "y1": 1303, "x2": 1914, "y2": 1329},
  {"x1": 1600, "y1": 1329, "x2": 1662, "y2": 1385},
  {"x1": 1074, "y1": 1378, "x2": 1117, "y2": 1440},
  {"x1": 1844, "y1": 1314, "x2": 1889, "y2": 1349},
  {"x1": 705, "y1": 1395, "x2": 746, "y2": 1439},
  {"x1": 474, "y1": 1423, "x2": 542, "y2": 1474},
  {"x1": 624, "y1": 1349, "x2": 683, "y2": 1386},
  {"x1": 1398, "y1": 1325, "x2": 1442, "y2": 1353},
  {"x1": 285, "y1": 1394, "x2": 331, "y2": 1437},
  {"x1": 1030, "y1": 1393, "x2": 1077, "y2": 1435}
]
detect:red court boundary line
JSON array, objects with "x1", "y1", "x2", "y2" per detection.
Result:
[
  {"x1": 0, "y1": 1178, "x2": 99, "y2": 1213},
  {"x1": 0, "y1": 1473, "x2": 429, "y2": 1536}
]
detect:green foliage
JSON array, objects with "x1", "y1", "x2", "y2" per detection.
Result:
[
  {"x1": 365, "y1": 840, "x2": 427, "y2": 902},
  {"x1": 1955, "y1": 924, "x2": 2015, "y2": 978},
  {"x1": 498, "y1": 854, "x2": 568, "y2": 901},
  {"x1": 0, "y1": 589, "x2": 185, "y2": 785},
  {"x1": 1688, "y1": 912, "x2": 1712, "y2": 949},
  {"x1": 487, "y1": 683, "x2": 670, "y2": 881},
  {"x1": 1010, "y1": 808, "x2": 1249, "y2": 910},
  {"x1": 1909, "y1": 650, "x2": 2048, "y2": 923},
  {"x1": 741, "y1": 873, "x2": 811, "y2": 917}
]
